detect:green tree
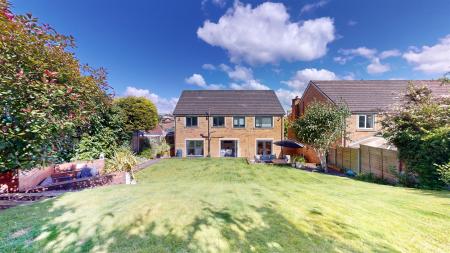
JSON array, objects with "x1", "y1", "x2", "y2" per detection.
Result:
[
  {"x1": 0, "y1": 1, "x2": 113, "y2": 171},
  {"x1": 114, "y1": 96, "x2": 158, "y2": 133},
  {"x1": 291, "y1": 101, "x2": 350, "y2": 172},
  {"x1": 382, "y1": 82, "x2": 450, "y2": 188}
]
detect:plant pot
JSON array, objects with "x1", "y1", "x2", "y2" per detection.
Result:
[
  {"x1": 125, "y1": 172, "x2": 136, "y2": 184},
  {"x1": 295, "y1": 162, "x2": 305, "y2": 169}
]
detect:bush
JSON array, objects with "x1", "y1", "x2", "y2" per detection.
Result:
[
  {"x1": 436, "y1": 162, "x2": 450, "y2": 186},
  {"x1": 114, "y1": 97, "x2": 158, "y2": 133},
  {"x1": 139, "y1": 148, "x2": 154, "y2": 159},
  {"x1": 388, "y1": 166, "x2": 418, "y2": 188},
  {"x1": 293, "y1": 156, "x2": 306, "y2": 163},
  {"x1": 73, "y1": 128, "x2": 119, "y2": 160},
  {"x1": 0, "y1": 3, "x2": 115, "y2": 171},
  {"x1": 355, "y1": 173, "x2": 390, "y2": 185},
  {"x1": 104, "y1": 146, "x2": 139, "y2": 179},
  {"x1": 382, "y1": 83, "x2": 450, "y2": 189}
]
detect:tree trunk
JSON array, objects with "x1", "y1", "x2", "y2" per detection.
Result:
[{"x1": 318, "y1": 150, "x2": 328, "y2": 173}]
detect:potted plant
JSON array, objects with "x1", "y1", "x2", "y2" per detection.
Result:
[
  {"x1": 104, "y1": 146, "x2": 139, "y2": 184},
  {"x1": 294, "y1": 156, "x2": 306, "y2": 169}
]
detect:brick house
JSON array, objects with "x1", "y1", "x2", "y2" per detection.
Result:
[
  {"x1": 173, "y1": 90, "x2": 285, "y2": 158},
  {"x1": 288, "y1": 80, "x2": 448, "y2": 163}
]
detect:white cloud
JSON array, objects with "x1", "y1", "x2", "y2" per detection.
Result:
[
  {"x1": 379, "y1": 49, "x2": 401, "y2": 59},
  {"x1": 336, "y1": 47, "x2": 399, "y2": 74},
  {"x1": 124, "y1": 86, "x2": 178, "y2": 114},
  {"x1": 202, "y1": 63, "x2": 216, "y2": 70},
  {"x1": 202, "y1": 0, "x2": 226, "y2": 9},
  {"x1": 185, "y1": 73, "x2": 223, "y2": 90},
  {"x1": 278, "y1": 68, "x2": 354, "y2": 109},
  {"x1": 197, "y1": 2, "x2": 335, "y2": 65},
  {"x1": 347, "y1": 20, "x2": 357, "y2": 26},
  {"x1": 403, "y1": 35, "x2": 450, "y2": 74},
  {"x1": 367, "y1": 58, "x2": 390, "y2": 74},
  {"x1": 300, "y1": 0, "x2": 329, "y2": 15},
  {"x1": 230, "y1": 79, "x2": 269, "y2": 90},
  {"x1": 282, "y1": 68, "x2": 337, "y2": 90},
  {"x1": 275, "y1": 88, "x2": 301, "y2": 110},
  {"x1": 220, "y1": 64, "x2": 253, "y2": 81},
  {"x1": 338, "y1": 47, "x2": 377, "y2": 60},
  {"x1": 185, "y1": 73, "x2": 206, "y2": 86}
]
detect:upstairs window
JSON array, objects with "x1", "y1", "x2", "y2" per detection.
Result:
[
  {"x1": 255, "y1": 116, "x2": 273, "y2": 128},
  {"x1": 212, "y1": 116, "x2": 225, "y2": 127},
  {"x1": 358, "y1": 114, "x2": 374, "y2": 129},
  {"x1": 185, "y1": 116, "x2": 198, "y2": 127},
  {"x1": 233, "y1": 116, "x2": 245, "y2": 128}
]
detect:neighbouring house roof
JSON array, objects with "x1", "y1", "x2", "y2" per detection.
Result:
[
  {"x1": 173, "y1": 90, "x2": 285, "y2": 116},
  {"x1": 309, "y1": 80, "x2": 449, "y2": 113},
  {"x1": 348, "y1": 136, "x2": 397, "y2": 150},
  {"x1": 144, "y1": 125, "x2": 164, "y2": 136}
]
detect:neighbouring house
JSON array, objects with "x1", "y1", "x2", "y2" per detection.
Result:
[
  {"x1": 173, "y1": 90, "x2": 285, "y2": 159},
  {"x1": 143, "y1": 125, "x2": 165, "y2": 142},
  {"x1": 288, "y1": 80, "x2": 449, "y2": 164}
]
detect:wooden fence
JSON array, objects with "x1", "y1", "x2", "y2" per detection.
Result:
[{"x1": 327, "y1": 145, "x2": 401, "y2": 182}]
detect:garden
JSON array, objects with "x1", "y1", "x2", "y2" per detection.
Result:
[{"x1": 0, "y1": 158, "x2": 449, "y2": 252}]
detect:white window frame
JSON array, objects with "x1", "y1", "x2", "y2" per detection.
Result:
[
  {"x1": 218, "y1": 138, "x2": 240, "y2": 157},
  {"x1": 254, "y1": 116, "x2": 274, "y2": 129},
  {"x1": 185, "y1": 116, "x2": 198, "y2": 128},
  {"x1": 233, "y1": 116, "x2": 246, "y2": 128},
  {"x1": 185, "y1": 139, "x2": 204, "y2": 157},
  {"x1": 357, "y1": 114, "x2": 375, "y2": 129},
  {"x1": 255, "y1": 138, "x2": 274, "y2": 156},
  {"x1": 212, "y1": 116, "x2": 225, "y2": 128}
]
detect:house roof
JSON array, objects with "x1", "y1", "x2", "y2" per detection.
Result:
[
  {"x1": 309, "y1": 80, "x2": 449, "y2": 113},
  {"x1": 348, "y1": 136, "x2": 397, "y2": 150},
  {"x1": 144, "y1": 125, "x2": 164, "y2": 136},
  {"x1": 173, "y1": 90, "x2": 285, "y2": 116}
]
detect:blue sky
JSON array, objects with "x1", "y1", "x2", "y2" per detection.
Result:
[{"x1": 11, "y1": 0, "x2": 450, "y2": 112}]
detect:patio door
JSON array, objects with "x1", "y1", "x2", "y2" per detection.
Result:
[
  {"x1": 257, "y1": 140, "x2": 272, "y2": 156},
  {"x1": 220, "y1": 140, "x2": 238, "y2": 157},
  {"x1": 186, "y1": 140, "x2": 204, "y2": 157}
]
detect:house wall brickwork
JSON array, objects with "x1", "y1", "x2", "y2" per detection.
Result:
[
  {"x1": 175, "y1": 115, "x2": 283, "y2": 159},
  {"x1": 287, "y1": 83, "x2": 384, "y2": 164}
]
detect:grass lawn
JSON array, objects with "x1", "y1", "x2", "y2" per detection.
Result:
[{"x1": 0, "y1": 158, "x2": 449, "y2": 253}]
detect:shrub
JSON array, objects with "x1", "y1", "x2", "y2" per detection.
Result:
[
  {"x1": 293, "y1": 156, "x2": 306, "y2": 163},
  {"x1": 139, "y1": 148, "x2": 154, "y2": 159},
  {"x1": 157, "y1": 140, "x2": 171, "y2": 156},
  {"x1": 73, "y1": 128, "x2": 119, "y2": 160},
  {"x1": 388, "y1": 166, "x2": 418, "y2": 188},
  {"x1": 104, "y1": 146, "x2": 139, "y2": 179},
  {"x1": 0, "y1": 2, "x2": 117, "y2": 171},
  {"x1": 382, "y1": 82, "x2": 450, "y2": 189},
  {"x1": 355, "y1": 173, "x2": 390, "y2": 185},
  {"x1": 436, "y1": 162, "x2": 450, "y2": 186},
  {"x1": 114, "y1": 97, "x2": 158, "y2": 133}
]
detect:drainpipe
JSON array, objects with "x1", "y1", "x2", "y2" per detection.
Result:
[
  {"x1": 280, "y1": 115, "x2": 284, "y2": 158},
  {"x1": 207, "y1": 109, "x2": 211, "y2": 157}
]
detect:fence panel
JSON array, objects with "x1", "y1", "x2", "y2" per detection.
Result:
[{"x1": 327, "y1": 145, "x2": 399, "y2": 182}]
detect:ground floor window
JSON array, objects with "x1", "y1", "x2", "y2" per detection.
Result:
[
  {"x1": 256, "y1": 140, "x2": 272, "y2": 155},
  {"x1": 220, "y1": 140, "x2": 238, "y2": 157},
  {"x1": 186, "y1": 140, "x2": 204, "y2": 156}
]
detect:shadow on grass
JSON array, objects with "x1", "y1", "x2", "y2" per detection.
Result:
[{"x1": 1, "y1": 199, "x2": 402, "y2": 253}]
